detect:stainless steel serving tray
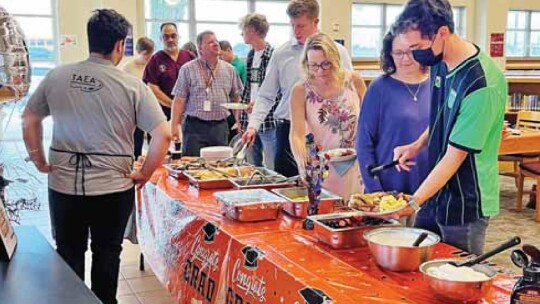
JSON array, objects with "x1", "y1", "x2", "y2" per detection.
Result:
[
  {"x1": 272, "y1": 187, "x2": 342, "y2": 218},
  {"x1": 308, "y1": 212, "x2": 400, "y2": 249},
  {"x1": 214, "y1": 189, "x2": 287, "y2": 222},
  {"x1": 230, "y1": 175, "x2": 296, "y2": 190},
  {"x1": 184, "y1": 170, "x2": 233, "y2": 189}
]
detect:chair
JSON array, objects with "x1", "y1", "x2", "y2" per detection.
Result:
[
  {"x1": 519, "y1": 162, "x2": 540, "y2": 220},
  {"x1": 498, "y1": 111, "x2": 540, "y2": 211}
]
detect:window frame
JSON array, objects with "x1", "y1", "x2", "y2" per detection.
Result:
[
  {"x1": 144, "y1": 0, "x2": 290, "y2": 58},
  {"x1": 506, "y1": 10, "x2": 540, "y2": 58},
  {"x1": 6, "y1": 0, "x2": 59, "y2": 66},
  {"x1": 350, "y1": 2, "x2": 466, "y2": 60}
]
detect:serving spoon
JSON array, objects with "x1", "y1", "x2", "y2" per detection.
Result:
[{"x1": 450, "y1": 236, "x2": 521, "y2": 267}]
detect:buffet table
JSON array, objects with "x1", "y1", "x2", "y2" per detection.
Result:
[{"x1": 137, "y1": 168, "x2": 517, "y2": 304}]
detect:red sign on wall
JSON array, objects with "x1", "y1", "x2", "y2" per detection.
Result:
[{"x1": 490, "y1": 33, "x2": 505, "y2": 57}]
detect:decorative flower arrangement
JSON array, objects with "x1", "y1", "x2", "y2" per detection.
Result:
[{"x1": 303, "y1": 133, "x2": 330, "y2": 229}]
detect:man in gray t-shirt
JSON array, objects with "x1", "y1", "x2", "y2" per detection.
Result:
[{"x1": 22, "y1": 9, "x2": 171, "y2": 304}]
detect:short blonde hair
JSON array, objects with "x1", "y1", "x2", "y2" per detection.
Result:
[
  {"x1": 239, "y1": 13, "x2": 269, "y2": 38},
  {"x1": 300, "y1": 32, "x2": 345, "y2": 85},
  {"x1": 286, "y1": 0, "x2": 319, "y2": 19}
]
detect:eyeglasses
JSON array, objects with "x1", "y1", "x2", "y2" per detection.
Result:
[
  {"x1": 162, "y1": 33, "x2": 178, "y2": 40},
  {"x1": 307, "y1": 61, "x2": 333, "y2": 72},
  {"x1": 391, "y1": 50, "x2": 413, "y2": 60}
]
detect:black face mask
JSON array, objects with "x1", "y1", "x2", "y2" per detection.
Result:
[{"x1": 412, "y1": 35, "x2": 443, "y2": 66}]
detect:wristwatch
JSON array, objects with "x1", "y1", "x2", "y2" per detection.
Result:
[{"x1": 408, "y1": 197, "x2": 422, "y2": 213}]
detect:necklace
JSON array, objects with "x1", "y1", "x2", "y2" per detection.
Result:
[{"x1": 401, "y1": 81, "x2": 422, "y2": 102}]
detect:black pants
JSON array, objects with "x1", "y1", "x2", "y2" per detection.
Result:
[
  {"x1": 274, "y1": 120, "x2": 298, "y2": 177},
  {"x1": 182, "y1": 115, "x2": 229, "y2": 157},
  {"x1": 49, "y1": 188, "x2": 134, "y2": 304}
]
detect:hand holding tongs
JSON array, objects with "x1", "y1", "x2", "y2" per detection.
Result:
[{"x1": 367, "y1": 160, "x2": 400, "y2": 177}]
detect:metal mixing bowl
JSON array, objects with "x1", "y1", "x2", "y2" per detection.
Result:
[
  {"x1": 363, "y1": 227, "x2": 440, "y2": 272},
  {"x1": 419, "y1": 259, "x2": 496, "y2": 303}
]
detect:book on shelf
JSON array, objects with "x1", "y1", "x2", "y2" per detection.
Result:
[{"x1": 507, "y1": 93, "x2": 540, "y2": 111}]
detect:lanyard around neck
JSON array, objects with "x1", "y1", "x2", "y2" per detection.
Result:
[{"x1": 198, "y1": 59, "x2": 217, "y2": 89}]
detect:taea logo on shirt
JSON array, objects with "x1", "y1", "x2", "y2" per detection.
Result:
[
  {"x1": 70, "y1": 74, "x2": 103, "y2": 92},
  {"x1": 159, "y1": 64, "x2": 167, "y2": 72}
]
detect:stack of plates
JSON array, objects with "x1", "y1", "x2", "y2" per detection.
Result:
[{"x1": 200, "y1": 146, "x2": 233, "y2": 162}]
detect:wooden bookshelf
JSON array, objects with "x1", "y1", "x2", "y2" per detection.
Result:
[{"x1": 356, "y1": 69, "x2": 540, "y2": 95}]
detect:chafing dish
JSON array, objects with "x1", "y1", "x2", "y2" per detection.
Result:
[
  {"x1": 184, "y1": 170, "x2": 233, "y2": 189},
  {"x1": 184, "y1": 166, "x2": 257, "y2": 189},
  {"x1": 420, "y1": 259, "x2": 496, "y2": 303},
  {"x1": 214, "y1": 189, "x2": 287, "y2": 222},
  {"x1": 363, "y1": 227, "x2": 440, "y2": 272},
  {"x1": 308, "y1": 212, "x2": 400, "y2": 249},
  {"x1": 272, "y1": 187, "x2": 341, "y2": 218},
  {"x1": 164, "y1": 163, "x2": 189, "y2": 180}
]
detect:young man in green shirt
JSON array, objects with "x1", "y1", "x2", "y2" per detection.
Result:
[
  {"x1": 391, "y1": 0, "x2": 508, "y2": 255},
  {"x1": 219, "y1": 40, "x2": 247, "y2": 84}
]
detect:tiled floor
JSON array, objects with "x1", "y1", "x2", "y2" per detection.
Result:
[{"x1": 2, "y1": 104, "x2": 540, "y2": 303}]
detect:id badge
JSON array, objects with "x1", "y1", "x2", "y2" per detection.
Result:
[{"x1": 203, "y1": 100, "x2": 212, "y2": 112}]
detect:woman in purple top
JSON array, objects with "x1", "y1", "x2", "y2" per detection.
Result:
[{"x1": 356, "y1": 26, "x2": 430, "y2": 196}]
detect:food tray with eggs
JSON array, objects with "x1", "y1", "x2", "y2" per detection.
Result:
[
  {"x1": 214, "y1": 189, "x2": 287, "y2": 222},
  {"x1": 307, "y1": 212, "x2": 400, "y2": 249},
  {"x1": 271, "y1": 187, "x2": 342, "y2": 218},
  {"x1": 349, "y1": 191, "x2": 410, "y2": 216}
]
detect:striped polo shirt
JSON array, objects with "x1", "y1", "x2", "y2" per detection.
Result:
[{"x1": 427, "y1": 46, "x2": 508, "y2": 225}]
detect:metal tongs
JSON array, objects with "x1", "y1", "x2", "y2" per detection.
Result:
[
  {"x1": 234, "y1": 142, "x2": 249, "y2": 166},
  {"x1": 367, "y1": 160, "x2": 399, "y2": 177},
  {"x1": 246, "y1": 169, "x2": 272, "y2": 185}
]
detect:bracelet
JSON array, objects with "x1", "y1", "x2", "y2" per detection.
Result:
[
  {"x1": 27, "y1": 149, "x2": 40, "y2": 154},
  {"x1": 408, "y1": 197, "x2": 422, "y2": 213}
]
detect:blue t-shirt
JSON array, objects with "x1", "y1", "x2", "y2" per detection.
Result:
[{"x1": 356, "y1": 75, "x2": 431, "y2": 194}]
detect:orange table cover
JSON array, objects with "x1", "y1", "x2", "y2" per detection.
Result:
[{"x1": 136, "y1": 168, "x2": 516, "y2": 304}]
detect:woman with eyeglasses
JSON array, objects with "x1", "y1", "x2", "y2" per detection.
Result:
[
  {"x1": 356, "y1": 25, "x2": 431, "y2": 215},
  {"x1": 289, "y1": 32, "x2": 366, "y2": 199}
]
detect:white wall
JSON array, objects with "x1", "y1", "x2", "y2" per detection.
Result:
[
  {"x1": 57, "y1": 0, "x2": 142, "y2": 63},
  {"x1": 56, "y1": 0, "x2": 540, "y2": 64}
]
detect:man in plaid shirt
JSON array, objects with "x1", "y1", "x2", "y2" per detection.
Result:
[{"x1": 239, "y1": 13, "x2": 279, "y2": 169}]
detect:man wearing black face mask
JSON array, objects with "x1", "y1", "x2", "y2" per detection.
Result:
[{"x1": 389, "y1": 0, "x2": 508, "y2": 256}]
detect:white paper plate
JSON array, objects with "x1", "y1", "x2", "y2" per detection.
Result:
[{"x1": 221, "y1": 103, "x2": 249, "y2": 110}]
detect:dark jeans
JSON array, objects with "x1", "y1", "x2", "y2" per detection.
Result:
[
  {"x1": 438, "y1": 217, "x2": 490, "y2": 256},
  {"x1": 133, "y1": 127, "x2": 144, "y2": 159},
  {"x1": 49, "y1": 188, "x2": 134, "y2": 304},
  {"x1": 274, "y1": 121, "x2": 298, "y2": 177},
  {"x1": 182, "y1": 115, "x2": 229, "y2": 157},
  {"x1": 414, "y1": 199, "x2": 489, "y2": 255},
  {"x1": 226, "y1": 113, "x2": 238, "y2": 142}
]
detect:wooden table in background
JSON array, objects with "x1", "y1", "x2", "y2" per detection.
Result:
[
  {"x1": 499, "y1": 131, "x2": 540, "y2": 155},
  {"x1": 499, "y1": 131, "x2": 540, "y2": 221}
]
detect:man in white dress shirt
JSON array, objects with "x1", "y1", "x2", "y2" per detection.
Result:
[{"x1": 241, "y1": 0, "x2": 354, "y2": 177}]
